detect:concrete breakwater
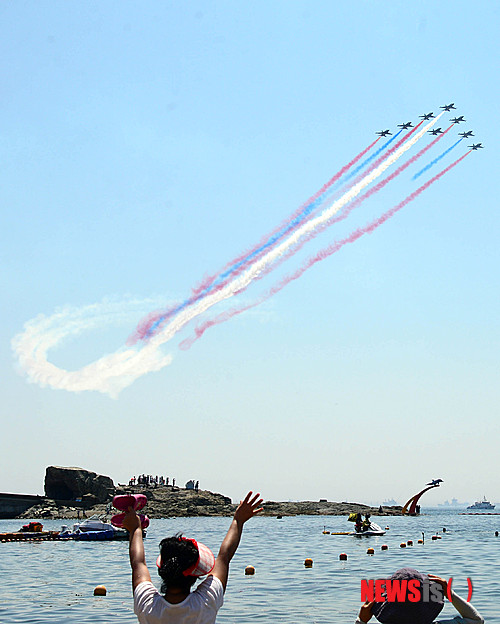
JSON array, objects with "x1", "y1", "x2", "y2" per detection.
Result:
[{"x1": 0, "y1": 493, "x2": 47, "y2": 519}]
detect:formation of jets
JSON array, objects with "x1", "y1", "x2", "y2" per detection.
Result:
[{"x1": 375, "y1": 106, "x2": 484, "y2": 151}]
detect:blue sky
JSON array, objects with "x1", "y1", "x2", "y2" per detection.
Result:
[{"x1": 1, "y1": 1, "x2": 498, "y2": 505}]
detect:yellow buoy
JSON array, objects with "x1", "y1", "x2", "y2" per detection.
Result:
[
  {"x1": 304, "y1": 558, "x2": 313, "y2": 568},
  {"x1": 93, "y1": 585, "x2": 107, "y2": 596},
  {"x1": 400, "y1": 542, "x2": 406, "y2": 548},
  {"x1": 367, "y1": 547, "x2": 374, "y2": 555},
  {"x1": 339, "y1": 552, "x2": 347, "y2": 560},
  {"x1": 245, "y1": 565, "x2": 255, "y2": 575}
]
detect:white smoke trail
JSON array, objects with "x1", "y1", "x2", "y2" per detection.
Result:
[
  {"x1": 145, "y1": 113, "x2": 443, "y2": 348},
  {"x1": 13, "y1": 113, "x2": 442, "y2": 396},
  {"x1": 12, "y1": 298, "x2": 173, "y2": 398}
]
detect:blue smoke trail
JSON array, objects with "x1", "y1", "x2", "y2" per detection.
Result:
[
  {"x1": 143, "y1": 176, "x2": 351, "y2": 338},
  {"x1": 141, "y1": 131, "x2": 408, "y2": 339},
  {"x1": 339, "y1": 130, "x2": 403, "y2": 186},
  {"x1": 412, "y1": 139, "x2": 463, "y2": 180},
  {"x1": 209, "y1": 134, "x2": 404, "y2": 291},
  {"x1": 142, "y1": 136, "x2": 403, "y2": 338}
]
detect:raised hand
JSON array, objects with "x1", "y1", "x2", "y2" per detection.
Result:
[
  {"x1": 233, "y1": 491, "x2": 264, "y2": 524},
  {"x1": 358, "y1": 600, "x2": 374, "y2": 622}
]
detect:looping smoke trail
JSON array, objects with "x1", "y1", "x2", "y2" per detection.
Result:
[
  {"x1": 412, "y1": 138, "x2": 464, "y2": 180},
  {"x1": 180, "y1": 151, "x2": 470, "y2": 350},
  {"x1": 12, "y1": 299, "x2": 175, "y2": 398}
]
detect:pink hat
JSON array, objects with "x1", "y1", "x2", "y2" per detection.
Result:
[{"x1": 156, "y1": 537, "x2": 215, "y2": 577}]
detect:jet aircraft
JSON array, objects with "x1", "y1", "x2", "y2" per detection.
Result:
[
  {"x1": 450, "y1": 116, "x2": 465, "y2": 124},
  {"x1": 459, "y1": 131, "x2": 474, "y2": 139},
  {"x1": 468, "y1": 143, "x2": 484, "y2": 150},
  {"x1": 426, "y1": 479, "x2": 444, "y2": 486},
  {"x1": 376, "y1": 130, "x2": 391, "y2": 137},
  {"x1": 397, "y1": 122, "x2": 413, "y2": 129},
  {"x1": 440, "y1": 103, "x2": 456, "y2": 111},
  {"x1": 428, "y1": 128, "x2": 443, "y2": 135},
  {"x1": 419, "y1": 112, "x2": 434, "y2": 120}
]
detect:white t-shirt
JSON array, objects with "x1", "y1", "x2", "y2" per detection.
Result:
[{"x1": 134, "y1": 576, "x2": 224, "y2": 624}]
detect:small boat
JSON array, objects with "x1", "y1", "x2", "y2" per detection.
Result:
[
  {"x1": 74, "y1": 529, "x2": 128, "y2": 541},
  {"x1": 77, "y1": 514, "x2": 115, "y2": 532},
  {"x1": 467, "y1": 497, "x2": 495, "y2": 510},
  {"x1": 59, "y1": 514, "x2": 130, "y2": 540}
]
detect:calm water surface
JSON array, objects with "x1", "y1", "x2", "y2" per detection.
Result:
[{"x1": 0, "y1": 510, "x2": 497, "y2": 623}]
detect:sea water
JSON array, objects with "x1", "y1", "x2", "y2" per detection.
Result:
[{"x1": 0, "y1": 510, "x2": 497, "y2": 623}]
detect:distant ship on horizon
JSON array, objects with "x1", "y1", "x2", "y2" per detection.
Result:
[
  {"x1": 467, "y1": 496, "x2": 495, "y2": 510},
  {"x1": 438, "y1": 497, "x2": 465, "y2": 508},
  {"x1": 382, "y1": 498, "x2": 398, "y2": 506}
]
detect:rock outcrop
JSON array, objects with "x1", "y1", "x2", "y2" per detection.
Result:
[
  {"x1": 44, "y1": 466, "x2": 115, "y2": 504},
  {"x1": 18, "y1": 480, "x2": 402, "y2": 520}
]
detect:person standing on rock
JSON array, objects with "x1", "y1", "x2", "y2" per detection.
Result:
[{"x1": 123, "y1": 491, "x2": 263, "y2": 623}]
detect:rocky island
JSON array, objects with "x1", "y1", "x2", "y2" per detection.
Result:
[{"x1": 13, "y1": 466, "x2": 402, "y2": 520}]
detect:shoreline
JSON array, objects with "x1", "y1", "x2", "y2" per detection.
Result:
[{"x1": 15, "y1": 485, "x2": 402, "y2": 520}]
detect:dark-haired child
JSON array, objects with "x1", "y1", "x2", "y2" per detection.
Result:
[{"x1": 123, "y1": 491, "x2": 263, "y2": 623}]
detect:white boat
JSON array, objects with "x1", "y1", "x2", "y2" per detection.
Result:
[
  {"x1": 60, "y1": 514, "x2": 129, "y2": 540},
  {"x1": 467, "y1": 497, "x2": 495, "y2": 510},
  {"x1": 77, "y1": 514, "x2": 115, "y2": 532}
]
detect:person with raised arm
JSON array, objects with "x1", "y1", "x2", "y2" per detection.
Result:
[{"x1": 123, "y1": 491, "x2": 263, "y2": 624}]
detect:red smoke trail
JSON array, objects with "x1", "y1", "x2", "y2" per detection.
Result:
[
  {"x1": 332, "y1": 120, "x2": 425, "y2": 197},
  {"x1": 192, "y1": 123, "x2": 432, "y2": 302},
  {"x1": 129, "y1": 136, "x2": 385, "y2": 346},
  {"x1": 179, "y1": 151, "x2": 470, "y2": 350},
  {"x1": 224, "y1": 125, "x2": 454, "y2": 291},
  {"x1": 221, "y1": 124, "x2": 426, "y2": 288},
  {"x1": 192, "y1": 137, "x2": 381, "y2": 297}
]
